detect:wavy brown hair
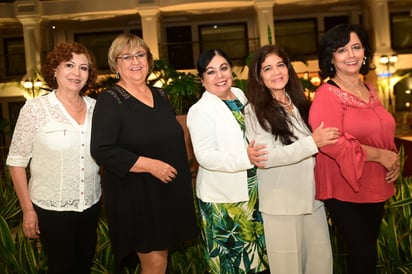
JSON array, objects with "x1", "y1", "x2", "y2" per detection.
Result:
[
  {"x1": 247, "y1": 44, "x2": 310, "y2": 145},
  {"x1": 41, "y1": 41, "x2": 97, "y2": 95}
]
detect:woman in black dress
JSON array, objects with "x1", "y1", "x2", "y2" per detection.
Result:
[{"x1": 91, "y1": 34, "x2": 198, "y2": 273}]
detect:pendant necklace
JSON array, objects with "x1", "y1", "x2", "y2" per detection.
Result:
[{"x1": 334, "y1": 75, "x2": 364, "y2": 97}]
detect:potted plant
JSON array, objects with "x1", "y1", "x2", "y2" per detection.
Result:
[{"x1": 148, "y1": 59, "x2": 202, "y2": 115}]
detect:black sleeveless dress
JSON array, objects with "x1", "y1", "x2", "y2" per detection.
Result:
[{"x1": 91, "y1": 85, "x2": 198, "y2": 266}]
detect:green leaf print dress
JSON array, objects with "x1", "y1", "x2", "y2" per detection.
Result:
[{"x1": 198, "y1": 99, "x2": 269, "y2": 274}]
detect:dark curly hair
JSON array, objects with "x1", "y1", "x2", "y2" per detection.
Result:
[
  {"x1": 318, "y1": 24, "x2": 374, "y2": 80},
  {"x1": 247, "y1": 44, "x2": 310, "y2": 145},
  {"x1": 41, "y1": 41, "x2": 97, "y2": 95}
]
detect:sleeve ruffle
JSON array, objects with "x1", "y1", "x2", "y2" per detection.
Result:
[{"x1": 321, "y1": 132, "x2": 366, "y2": 192}]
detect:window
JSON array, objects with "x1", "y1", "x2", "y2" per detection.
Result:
[
  {"x1": 391, "y1": 12, "x2": 412, "y2": 53},
  {"x1": 274, "y1": 19, "x2": 318, "y2": 60},
  {"x1": 4, "y1": 37, "x2": 26, "y2": 76},
  {"x1": 323, "y1": 16, "x2": 349, "y2": 33},
  {"x1": 74, "y1": 31, "x2": 122, "y2": 71},
  {"x1": 394, "y1": 76, "x2": 412, "y2": 112},
  {"x1": 199, "y1": 23, "x2": 248, "y2": 66},
  {"x1": 166, "y1": 26, "x2": 194, "y2": 69},
  {"x1": 130, "y1": 29, "x2": 143, "y2": 38}
]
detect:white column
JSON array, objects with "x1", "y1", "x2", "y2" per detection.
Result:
[
  {"x1": 254, "y1": 0, "x2": 275, "y2": 47},
  {"x1": 138, "y1": 8, "x2": 160, "y2": 59},
  {"x1": 14, "y1": 0, "x2": 43, "y2": 79},
  {"x1": 365, "y1": 0, "x2": 392, "y2": 56},
  {"x1": 365, "y1": 0, "x2": 396, "y2": 113},
  {"x1": 16, "y1": 13, "x2": 42, "y2": 79}
]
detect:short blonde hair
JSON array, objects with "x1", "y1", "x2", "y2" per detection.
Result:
[{"x1": 107, "y1": 34, "x2": 154, "y2": 73}]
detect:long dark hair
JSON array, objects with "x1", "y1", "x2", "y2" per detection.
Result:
[
  {"x1": 247, "y1": 44, "x2": 310, "y2": 145},
  {"x1": 318, "y1": 24, "x2": 374, "y2": 79}
]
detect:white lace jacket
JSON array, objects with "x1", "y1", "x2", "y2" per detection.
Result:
[{"x1": 6, "y1": 91, "x2": 101, "y2": 212}]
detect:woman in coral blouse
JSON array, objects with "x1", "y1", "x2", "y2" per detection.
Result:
[{"x1": 309, "y1": 24, "x2": 400, "y2": 274}]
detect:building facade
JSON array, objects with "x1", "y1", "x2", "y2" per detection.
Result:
[{"x1": 0, "y1": 0, "x2": 411, "y2": 140}]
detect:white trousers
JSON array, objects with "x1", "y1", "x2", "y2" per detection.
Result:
[{"x1": 262, "y1": 205, "x2": 333, "y2": 274}]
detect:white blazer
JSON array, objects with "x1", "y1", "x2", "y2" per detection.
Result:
[
  {"x1": 244, "y1": 104, "x2": 322, "y2": 215},
  {"x1": 187, "y1": 87, "x2": 253, "y2": 203}
]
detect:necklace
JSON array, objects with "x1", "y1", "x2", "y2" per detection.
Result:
[
  {"x1": 278, "y1": 92, "x2": 292, "y2": 107},
  {"x1": 274, "y1": 91, "x2": 294, "y2": 114},
  {"x1": 334, "y1": 75, "x2": 365, "y2": 97}
]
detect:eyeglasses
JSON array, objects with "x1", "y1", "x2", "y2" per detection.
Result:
[{"x1": 116, "y1": 52, "x2": 146, "y2": 62}]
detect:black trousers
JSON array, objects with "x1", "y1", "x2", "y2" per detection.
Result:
[
  {"x1": 34, "y1": 201, "x2": 100, "y2": 274},
  {"x1": 324, "y1": 199, "x2": 385, "y2": 274}
]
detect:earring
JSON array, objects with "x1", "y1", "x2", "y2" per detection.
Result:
[
  {"x1": 330, "y1": 65, "x2": 334, "y2": 72},
  {"x1": 363, "y1": 56, "x2": 367, "y2": 65},
  {"x1": 115, "y1": 72, "x2": 120, "y2": 79}
]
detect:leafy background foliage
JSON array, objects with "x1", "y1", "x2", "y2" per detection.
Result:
[{"x1": 1, "y1": 148, "x2": 412, "y2": 273}]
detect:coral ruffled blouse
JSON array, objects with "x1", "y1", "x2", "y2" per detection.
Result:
[{"x1": 308, "y1": 82, "x2": 396, "y2": 203}]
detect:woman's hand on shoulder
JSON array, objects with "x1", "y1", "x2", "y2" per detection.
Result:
[{"x1": 312, "y1": 121, "x2": 340, "y2": 148}]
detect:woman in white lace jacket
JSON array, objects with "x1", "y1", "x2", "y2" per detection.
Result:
[{"x1": 6, "y1": 42, "x2": 101, "y2": 274}]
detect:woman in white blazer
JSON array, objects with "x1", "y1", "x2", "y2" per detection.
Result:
[{"x1": 187, "y1": 49, "x2": 269, "y2": 274}]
